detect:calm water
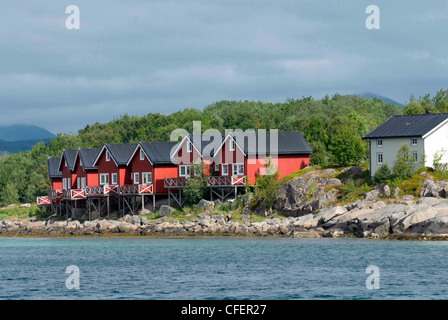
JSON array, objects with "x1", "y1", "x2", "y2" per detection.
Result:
[{"x1": 1, "y1": 237, "x2": 448, "y2": 300}]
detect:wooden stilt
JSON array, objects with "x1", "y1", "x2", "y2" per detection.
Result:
[{"x1": 153, "y1": 194, "x2": 156, "y2": 212}]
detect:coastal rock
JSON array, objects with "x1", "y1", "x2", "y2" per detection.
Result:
[
  {"x1": 159, "y1": 205, "x2": 176, "y2": 217},
  {"x1": 364, "y1": 190, "x2": 379, "y2": 202},
  {"x1": 419, "y1": 179, "x2": 448, "y2": 198},
  {"x1": 198, "y1": 199, "x2": 215, "y2": 212},
  {"x1": 375, "y1": 183, "x2": 391, "y2": 198}
]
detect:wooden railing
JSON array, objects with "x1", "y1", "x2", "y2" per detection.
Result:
[
  {"x1": 63, "y1": 189, "x2": 86, "y2": 199},
  {"x1": 207, "y1": 176, "x2": 246, "y2": 186},
  {"x1": 37, "y1": 196, "x2": 51, "y2": 206},
  {"x1": 85, "y1": 186, "x2": 106, "y2": 196},
  {"x1": 48, "y1": 189, "x2": 63, "y2": 200},
  {"x1": 164, "y1": 177, "x2": 188, "y2": 188}
]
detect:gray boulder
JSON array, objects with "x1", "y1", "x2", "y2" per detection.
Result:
[
  {"x1": 159, "y1": 205, "x2": 176, "y2": 217},
  {"x1": 198, "y1": 199, "x2": 215, "y2": 211}
]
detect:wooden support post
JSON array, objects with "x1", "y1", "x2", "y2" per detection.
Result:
[
  {"x1": 142, "y1": 194, "x2": 144, "y2": 212},
  {"x1": 107, "y1": 196, "x2": 110, "y2": 219},
  {"x1": 153, "y1": 194, "x2": 156, "y2": 212}
]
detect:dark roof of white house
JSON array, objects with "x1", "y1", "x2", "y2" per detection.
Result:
[
  {"x1": 363, "y1": 113, "x2": 448, "y2": 139},
  {"x1": 48, "y1": 157, "x2": 62, "y2": 178}
]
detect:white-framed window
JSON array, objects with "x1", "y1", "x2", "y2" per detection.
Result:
[
  {"x1": 63, "y1": 178, "x2": 67, "y2": 190},
  {"x1": 100, "y1": 173, "x2": 109, "y2": 185},
  {"x1": 111, "y1": 173, "x2": 118, "y2": 185},
  {"x1": 106, "y1": 151, "x2": 111, "y2": 162},
  {"x1": 215, "y1": 164, "x2": 220, "y2": 172},
  {"x1": 411, "y1": 138, "x2": 418, "y2": 146},
  {"x1": 142, "y1": 172, "x2": 152, "y2": 184},
  {"x1": 67, "y1": 178, "x2": 71, "y2": 190},
  {"x1": 77, "y1": 177, "x2": 81, "y2": 189},
  {"x1": 179, "y1": 165, "x2": 191, "y2": 177},
  {"x1": 81, "y1": 177, "x2": 86, "y2": 189},
  {"x1": 232, "y1": 163, "x2": 244, "y2": 176},
  {"x1": 377, "y1": 153, "x2": 383, "y2": 165},
  {"x1": 412, "y1": 152, "x2": 418, "y2": 163},
  {"x1": 230, "y1": 139, "x2": 235, "y2": 151},
  {"x1": 187, "y1": 141, "x2": 192, "y2": 153},
  {"x1": 377, "y1": 139, "x2": 383, "y2": 148},
  {"x1": 222, "y1": 164, "x2": 229, "y2": 176},
  {"x1": 140, "y1": 149, "x2": 145, "y2": 161},
  {"x1": 133, "y1": 173, "x2": 140, "y2": 184}
]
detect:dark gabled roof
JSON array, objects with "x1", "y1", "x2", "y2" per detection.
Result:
[
  {"x1": 61, "y1": 149, "x2": 78, "y2": 171},
  {"x1": 48, "y1": 157, "x2": 62, "y2": 179},
  {"x1": 363, "y1": 113, "x2": 448, "y2": 139},
  {"x1": 105, "y1": 143, "x2": 138, "y2": 165},
  {"x1": 78, "y1": 148, "x2": 101, "y2": 170},
  {"x1": 140, "y1": 141, "x2": 178, "y2": 164},
  {"x1": 189, "y1": 131, "x2": 312, "y2": 157}
]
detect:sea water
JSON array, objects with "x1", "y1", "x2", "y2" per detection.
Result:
[{"x1": 0, "y1": 237, "x2": 448, "y2": 300}]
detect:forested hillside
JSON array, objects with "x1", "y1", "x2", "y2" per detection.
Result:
[{"x1": 1, "y1": 90, "x2": 445, "y2": 206}]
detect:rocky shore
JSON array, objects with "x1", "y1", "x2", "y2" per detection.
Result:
[{"x1": 3, "y1": 195, "x2": 448, "y2": 239}]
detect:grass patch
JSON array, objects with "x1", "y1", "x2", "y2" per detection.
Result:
[
  {"x1": 0, "y1": 204, "x2": 46, "y2": 220},
  {"x1": 279, "y1": 166, "x2": 319, "y2": 185}
]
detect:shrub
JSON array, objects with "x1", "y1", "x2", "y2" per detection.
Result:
[
  {"x1": 183, "y1": 161, "x2": 208, "y2": 205},
  {"x1": 374, "y1": 163, "x2": 392, "y2": 183},
  {"x1": 392, "y1": 144, "x2": 415, "y2": 180}
]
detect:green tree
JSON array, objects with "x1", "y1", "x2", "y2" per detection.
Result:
[
  {"x1": 392, "y1": 144, "x2": 415, "y2": 180},
  {"x1": 252, "y1": 159, "x2": 280, "y2": 211},
  {"x1": 310, "y1": 141, "x2": 329, "y2": 167},
  {"x1": 329, "y1": 128, "x2": 364, "y2": 166},
  {"x1": 183, "y1": 161, "x2": 208, "y2": 205},
  {"x1": 0, "y1": 182, "x2": 19, "y2": 205},
  {"x1": 374, "y1": 163, "x2": 392, "y2": 183}
]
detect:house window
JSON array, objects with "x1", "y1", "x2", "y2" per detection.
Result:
[
  {"x1": 215, "y1": 164, "x2": 220, "y2": 172},
  {"x1": 377, "y1": 139, "x2": 383, "y2": 148},
  {"x1": 63, "y1": 178, "x2": 67, "y2": 190},
  {"x1": 222, "y1": 164, "x2": 229, "y2": 176},
  {"x1": 81, "y1": 177, "x2": 86, "y2": 189},
  {"x1": 142, "y1": 172, "x2": 152, "y2": 184},
  {"x1": 230, "y1": 139, "x2": 235, "y2": 151},
  {"x1": 232, "y1": 163, "x2": 244, "y2": 176},
  {"x1": 179, "y1": 165, "x2": 191, "y2": 177},
  {"x1": 411, "y1": 138, "x2": 418, "y2": 146},
  {"x1": 133, "y1": 173, "x2": 140, "y2": 184},
  {"x1": 77, "y1": 177, "x2": 81, "y2": 189},
  {"x1": 100, "y1": 173, "x2": 109, "y2": 185},
  {"x1": 140, "y1": 149, "x2": 145, "y2": 161},
  {"x1": 68, "y1": 178, "x2": 71, "y2": 190},
  {"x1": 377, "y1": 153, "x2": 383, "y2": 165},
  {"x1": 412, "y1": 152, "x2": 418, "y2": 163},
  {"x1": 187, "y1": 141, "x2": 192, "y2": 153},
  {"x1": 106, "y1": 151, "x2": 111, "y2": 162},
  {"x1": 111, "y1": 173, "x2": 118, "y2": 185}
]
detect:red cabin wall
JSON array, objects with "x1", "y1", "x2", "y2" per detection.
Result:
[
  {"x1": 213, "y1": 137, "x2": 246, "y2": 176},
  {"x1": 51, "y1": 178, "x2": 63, "y2": 191},
  {"x1": 60, "y1": 158, "x2": 75, "y2": 189},
  {"x1": 154, "y1": 165, "x2": 178, "y2": 194},
  {"x1": 96, "y1": 149, "x2": 119, "y2": 184},
  {"x1": 176, "y1": 138, "x2": 202, "y2": 165},
  {"x1": 128, "y1": 146, "x2": 153, "y2": 185},
  {"x1": 87, "y1": 171, "x2": 99, "y2": 187}
]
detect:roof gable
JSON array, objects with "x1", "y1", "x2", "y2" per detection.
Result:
[{"x1": 48, "y1": 157, "x2": 62, "y2": 178}]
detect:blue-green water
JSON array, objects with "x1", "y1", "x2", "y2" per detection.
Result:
[{"x1": 1, "y1": 238, "x2": 448, "y2": 300}]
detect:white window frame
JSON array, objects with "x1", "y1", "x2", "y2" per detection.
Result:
[
  {"x1": 142, "y1": 172, "x2": 152, "y2": 185},
  {"x1": 77, "y1": 177, "x2": 81, "y2": 189},
  {"x1": 377, "y1": 139, "x2": 383, "y2": 148},
  {"x1": 411, "y1": 138, "x2": 418, "y2": 147},
  {"x1": 111, "y1": 173, "x2": 118, "y2": 185},
  {"x1": 100, "y1": 173, "x2": 109, "y2": 185},
  {"x1": 412, "y1": 152, "x2": 418, "y2": 163},
  {"x1": 215, "y1": 164, "x2": 220, "y2": 172},
  {"x1": 106, "y1": 151, "x2": 111, "y2": 162},
  {"x1": 187, "y1": 141, "x2": 192, "y2": 153},
  {"x1": 63, "y1": 178, "x2": 67, "y2": 190},
  {"x1": 81, "y1": 177, "x2": 86, "y2": 189},
  {"x1": 67, "y1": 178, "x2": 71, "y2": 190},
  {"x1": 232, "y1": 163, "x2": 244, "y2": 176},
  {"x1": 377, "y1": 153, "x2": 383, "y2": 165},
  {"x1": 133, "y1": 172, "x2": 140, "y2": 184},
  {"x1": 140, "y1": 149, "x2": 145, "y2": 161},
  {"x1": 230, "y1": 139, "x2": 235, "y2": 151},
  {"x1": 222, "y1": 164, "x2": 229, "y2": 176},
  {"x1": 179, "y1": 165, "x2": 191, "y2": 177}
]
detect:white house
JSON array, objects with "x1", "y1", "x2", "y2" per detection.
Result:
[{"x1": 363, "y1": 113, "x2": 448, "y2": 177}]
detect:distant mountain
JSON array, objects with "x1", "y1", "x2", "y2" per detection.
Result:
[
  {"x1": 0, "y1": 125, "x2": 56, "y2": 154},
  {"x1": 0, "y1": 125, "x2": 56, "y2": 142},
  {"x1": 360, "y1": 92, "x2": 404, "y2": 108}
]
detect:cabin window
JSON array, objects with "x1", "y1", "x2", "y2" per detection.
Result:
[
  {"x1": 81, "y1": 177, "x2": 86, "y2": 189},
  {"x1": 67, "y1": 178, "x2": 71, "y2": 190},
  {"x1": 63, "y1": 178, "x2": 67, "y2": 190},
  {"x1": 100, "y1": 173, "x2": 109, "y2": 185},
  {"x1": 411, "y1": 138, "x2": 418, "y2": 146},
  {"x1": 133, "y1": 173, "x2": 140, "y2": 184},
  {"x1": 412, "y1": 152, "x2": 418, "y2": 163},
  {"x1": 77, "y1": 177, "x2": 81, "y2": 189},
  {"x1": 377, "y1": 153, "x2": 383, "y2": 165},
  {"x1": 179, "y1": 165, "x2": 191, "y2": 177},
  {"x1": 140, "y1": 149, "x2": 145, "y2": 161},
  {"x1": 222, "y1": 164, "x2": 229, "y2": 176},
  {"x1": 377, "y1": 139, "x2": 383, "y2": 148},
  {"x1": 106, "y1": 151, "x2": 111, "y2": 162},
  {"x1": 215, "y1": 164, "x2": 220, "y2": 172},
  {"x1": 111, "y1": 173, "x2": 118, "y2": 185},
  {"x1": 230, "y1": 139, "x2": 235, "y2": 151},
  {"x1": 232, "y1": 163, "x2": 244, "y2": 176},
  {"x1": 142, "y1": 172, "x2": 152, "y2": 184},
  {"x1": 187, "y1": 141, "x2": 192, "y2": 153}
]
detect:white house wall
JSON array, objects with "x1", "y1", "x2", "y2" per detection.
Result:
[
  {"x1": 370, "y1": 137, "x2": 424, "y2": 177},
  {"x1": 423, "y1": 122, "x2": 448, "y2": 167}
]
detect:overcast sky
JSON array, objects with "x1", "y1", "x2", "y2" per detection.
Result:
[{"x1": 1, "y1": 0, "x2": 448, "y2": 134}]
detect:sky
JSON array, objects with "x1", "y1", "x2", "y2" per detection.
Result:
[{"x1": 1, "y1": 0, "x2": 448, "y2": 134}]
